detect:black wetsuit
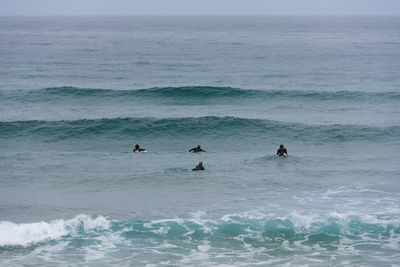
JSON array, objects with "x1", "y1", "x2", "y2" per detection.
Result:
[
  {"x1": 133, "y1": 148, "x2": 146, "y2": 152},
  {"x1": 189, "y1": 147, "x2": 206, "y2": 153},
  {"x1": 192, "y1": 165, "x2": 205, "y2": 171},
  {"x1": 277, "y1": 148, "x2": 287, "y2": 156}
]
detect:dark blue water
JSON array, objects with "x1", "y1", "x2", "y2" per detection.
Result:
[{"x1": 0, "y1": 16, "x2": 399, "y2": 266}]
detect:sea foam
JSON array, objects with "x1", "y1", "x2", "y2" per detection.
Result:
[{"x1": 0, "y1": 214, "x2": 110, "y2": 247}]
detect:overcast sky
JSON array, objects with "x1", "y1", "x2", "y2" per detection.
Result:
[{"x1": 1, "y1": 0, "x2": 399, "y2": 16}]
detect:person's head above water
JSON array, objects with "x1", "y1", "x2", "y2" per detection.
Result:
[
  {"x1": 197, "y1": 145, "x2": 201, "y2": 149},
  {"x1": 199, "y1": 161, "x2": 203, "y2": 166},
  {"x1": 280, "y1": 144, "x2": 284, "y2": 149},
  {"x1": 135, "y1": 144, "x2": 139, "y2": 149}
]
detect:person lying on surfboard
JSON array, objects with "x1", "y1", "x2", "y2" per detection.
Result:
[
  {"x1": 276, "y1": 144, "x2": 288, "y2": 157},
  {"x1": 133, "y1": 144, "x2": 147, "y2": 153},
  {"x1": 192, "y1": 161, "x2": 205, "y2": 171},
  {"x1": 189, "y1": 144, "x2": 206, "y2": 153}
]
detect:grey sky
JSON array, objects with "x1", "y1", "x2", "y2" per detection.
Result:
[{"x1": 1, "y1": 0, "x2": 399, "y2": 16}]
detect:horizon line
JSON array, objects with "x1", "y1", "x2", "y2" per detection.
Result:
[{"x1": 1, "y1": 14, "x2": 399, "y2": 17}]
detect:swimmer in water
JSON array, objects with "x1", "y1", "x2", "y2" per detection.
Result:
[
  {"x1": 133, "y1": 144, "x2": 146, "y2": 153},
  {"x1": 276, "y1": 144, "x2": 288, "y2": 157},
  {"x1": 189, "y1": 144, "x2": 206, "y2": 153},
  {"x1": 192, "y1": 161, "x2": 205, "y2": 171}
]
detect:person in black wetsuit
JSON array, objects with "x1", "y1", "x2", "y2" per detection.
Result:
[
  {"x1": 277, "y1": 144, "x2": 288, "y2": 157},
  {"x1": 192, "y1": 161, "x2": 205, "y2": 171},
  {"x1": 133, "y1": 144, "x2": 146, "y2": 153},
  {"x1": 189, "y1": 144, "x2": 206, "y2": 153}
]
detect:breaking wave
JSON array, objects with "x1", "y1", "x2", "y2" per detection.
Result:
[{"x1": 1, "y1": 212, "x2": 398, "y2": 249}]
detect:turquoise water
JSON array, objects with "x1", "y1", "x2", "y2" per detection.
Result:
[{"x1": 0, "y1": 16, "x2": 399, "y2": 266}]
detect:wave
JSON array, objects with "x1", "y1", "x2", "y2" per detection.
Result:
[
  {"x1": 1, "y1": 212, "x2": 398, "y2": 248},
  {"x1": 2, "y1": 86, "x2": 399, "y2": 103},
  {"x1": 0, "y1": 215, "x2": 109, "y2": 247},
  {"x1": 1, "y1": 116, "x2": 397, "y2": 143}
]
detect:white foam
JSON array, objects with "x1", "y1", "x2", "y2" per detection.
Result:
[
  {"x1": 188, "y1": 211, "x2": 214, "y2": 234},
  {"x1": 198, "y1": 241, "x2": 211, "y2": 253},
  {"x1": 0, "y1": 220, "x2": 67, "y2": 247},
  {"x1": 145, "y1": 218, "x2": 185, "y2": 226},
  {"x1": 151, "y1": 226, "x2": 170, "y2": 235},
  {"x1": 182, "y1": 240, "x2": 211, "y2": 263},
  {"x1": 160, "y1": 241, "x2": 178, "y2": 248},
  {"x1": 66, "y1": 214, "x2": 110, "y2": 232},
  {"x1": 221, "y1": 211, "x2": 267, "y2": 222},
  {"x1": 288, "y1": 211, "x2": 316, "y2": 231},
  {"x1": 0, "y1": 214, "x2": 110, "y2": 247}
]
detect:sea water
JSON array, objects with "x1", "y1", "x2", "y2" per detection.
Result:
[{"x1": 0, "y1": 16, "x2": 399, "y2": 266}]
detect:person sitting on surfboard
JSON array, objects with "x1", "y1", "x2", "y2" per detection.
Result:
[
  {"x1": 277, "y1": 144, "x2": 288, "y2": 157},
  {"x1": 192, "y1": 162, "x2": 205, "y2": 171},
  {"x1": 189, "y1": 145, "x2": 206, "y2": 153},
  {"x1": 133, "y1": 144, "x2": 146, "y2": 153}
]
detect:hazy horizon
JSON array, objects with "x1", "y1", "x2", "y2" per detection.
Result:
[
  {"x1": 1, "y1": 14, "x2": 400, "y2": 17},
  {"x1": 1, "y1": 0, "x2": 399, "y2": 16}
]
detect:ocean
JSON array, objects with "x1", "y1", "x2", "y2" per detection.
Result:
[{"x1": 0, "y1": 16, "x2": 399, "y2": 266}]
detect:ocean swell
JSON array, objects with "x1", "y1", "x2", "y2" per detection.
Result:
[
  {"x1": 1, "y1": 116, "x2": 398, "y2": 143},
  {"x1": 2, "y1": 86, "x2": 399, "y2": 103}
]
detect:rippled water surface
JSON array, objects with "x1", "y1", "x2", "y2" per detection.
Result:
[{"x1": 1, "y1": 16, "x2": 399, "y2": 266}]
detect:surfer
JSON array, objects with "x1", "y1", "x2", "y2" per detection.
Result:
[
  {"x1": 133, "y1": 144, "x2": 146, "y2": 153},
  {"x1": 189, "y1": 144, "x2": 206, "y2": 153},
  {"x1": 276, "y1": 144, "x2": 288, "y2": 157},
  {"x1": 192, "y1": 161, "x2": 205, "y2": 171}
]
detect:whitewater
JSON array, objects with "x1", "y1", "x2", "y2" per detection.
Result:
[{"x1": 0, "y1": 16, "x2": 399, "y2": 266}]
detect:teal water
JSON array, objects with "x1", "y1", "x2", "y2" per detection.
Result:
[{"x1": 0, "y1": 16, "x2": 400, "y2": 266}]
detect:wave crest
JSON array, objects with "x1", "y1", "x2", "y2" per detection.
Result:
[
  {"x1": 0, "y1": 215, "x2": 109, "y2": 247},
  {"x1": 1, "y1": 212, "x2": 398, "y2": 247}
]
